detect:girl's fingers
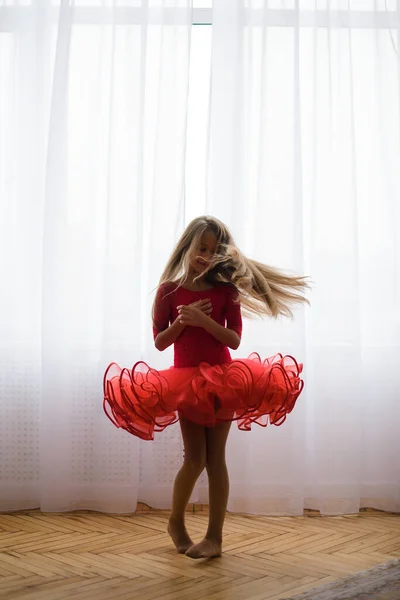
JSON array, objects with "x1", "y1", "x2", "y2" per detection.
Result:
[
  {"x1": 191, "y1": 299, "x2": 211, "y2": 306},
  {"x1": 196, "y1": 300, "x2": 212, "y2": 310},
  {"x1": 177, "y1": 301, "x2": 212, "y2": 320},
  {"x1": 178, "y1": 300, "x2": 211, "y2": 308}
]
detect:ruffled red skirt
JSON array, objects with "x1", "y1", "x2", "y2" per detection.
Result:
[{"x1": 103, "y1": 353, "x2": 304, "y2": 441}]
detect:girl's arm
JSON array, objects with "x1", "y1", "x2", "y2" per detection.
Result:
[
  {"x1": 201, "y1": 318, "x2": 241, "y2": 350},
  {"x1": 177, "y1": 309, "x2": 241, "y2": 350},
  {"x1": 177, "y1": 285, "x2": 242, "y2": 350},
  {"x1": 154, "y1": 295, "x2": 213, "y2": 352},
  {"x1": 175, "y1": 306, "x2": 240, "y2": 350},
  {"x1": 154, "y1": 319, "x2": 186, "y2": 352}
]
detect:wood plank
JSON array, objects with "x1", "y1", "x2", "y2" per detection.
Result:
[{"x1": 0, "y1": 509, "x2": 398, "y2": 600}]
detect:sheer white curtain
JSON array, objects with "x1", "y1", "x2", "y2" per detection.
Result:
[
  {"x1": 1, "y1": 0, "x2": 399, "y2": 515},
  {"x1": 0, "y1": 0, "x2": 193, "y2": 512},
  {"x1": 203, "y1": 0, "x2": 400, "y2": 514}
]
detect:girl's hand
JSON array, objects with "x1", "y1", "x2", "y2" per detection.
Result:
[
  {"x1": 190, "y1": 298, "x2": 212, "y2": 316},
  {"x1": 177, "y1": 304, "x2": 209, "y2": 327}
]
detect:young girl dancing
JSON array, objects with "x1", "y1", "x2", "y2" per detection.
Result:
[{"x1": 103, "y1": 215, "x2": 309, "y2": 559}]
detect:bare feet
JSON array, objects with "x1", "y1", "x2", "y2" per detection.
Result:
[
  {"x1": 167, "y1": 518, "x2": 193, "y2": 554},
  {"x1": 185, "y1": 538, "x2": 222, "y2": 559}
]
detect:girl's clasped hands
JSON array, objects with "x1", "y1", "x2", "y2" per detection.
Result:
[{"x1": 177, "y1": 299, "x2": 212, "y2": 327}]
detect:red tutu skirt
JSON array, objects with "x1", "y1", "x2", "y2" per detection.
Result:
[{"x1": 103, "y1": 353, "x2": 304, "y2": 441}]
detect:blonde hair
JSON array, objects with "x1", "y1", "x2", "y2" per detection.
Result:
[{"x1": 155, "y1": 215, "x2": 310, "y2": 319}]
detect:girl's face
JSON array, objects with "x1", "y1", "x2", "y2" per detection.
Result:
[{"x1": 189, "y1": 230, "x2": 218, "y2": 275}]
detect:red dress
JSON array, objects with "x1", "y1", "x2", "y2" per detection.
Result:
[{"x1": 103, "y1": 283, "x2": 304, "y2": 440}]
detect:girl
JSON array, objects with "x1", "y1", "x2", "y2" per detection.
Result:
[{"x1": 103, "y1": 216, "x2": 309, "y2": 559}]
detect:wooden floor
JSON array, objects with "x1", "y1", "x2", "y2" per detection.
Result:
[{"x1": 0, "y1": 507, "x2": 399, "y2": 600}]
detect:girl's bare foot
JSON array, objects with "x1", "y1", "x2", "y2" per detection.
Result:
[
  {"x1": 185, "y1": 537, "x2": 222, "y2": 559},
  {"x1": 167, "y1": 518, "x2": 193, "y2": 554}
]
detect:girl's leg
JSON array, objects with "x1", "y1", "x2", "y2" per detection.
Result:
[
  {"x1": 168, "y1": 415, "x2": 206, "y2": 553},
  {"x1": 186, "y1": 420, "x2": 231, "y2": 559}
]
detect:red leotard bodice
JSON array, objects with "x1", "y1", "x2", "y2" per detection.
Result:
[{"x1": 152, "y1": 283, "x2": 243, "y2": 368}]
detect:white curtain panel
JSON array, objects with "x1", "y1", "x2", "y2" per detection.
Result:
[
  {"x1": 0, "y1": 0, "x2": 193, "y2": 512},
  {"x1": 205, "y1": 0, "x2": 400, "y2": 514},
  {"x1": 1, "y1": 0, "x2": 399, "y2": 515}
]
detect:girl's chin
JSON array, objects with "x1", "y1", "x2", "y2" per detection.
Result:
[{"x1": 191, "y1": 262, "x2": 206, "y2": 273}]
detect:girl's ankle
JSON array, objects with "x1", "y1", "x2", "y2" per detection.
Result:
[
  {"x1": 205, "y1": 533, "x2": 222, "y2": 544},
  {"x1": 169, "y1": 515, "x2": 185, "y2": 524}
]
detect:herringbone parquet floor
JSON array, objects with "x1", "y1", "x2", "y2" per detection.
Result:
[{"x1": 0, "y1": 507, "x2": 399, "y2": 600}]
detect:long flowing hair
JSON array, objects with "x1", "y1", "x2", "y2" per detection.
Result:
[{"x1": 154, "y1": 216, "x2": 310, "y2": 319}]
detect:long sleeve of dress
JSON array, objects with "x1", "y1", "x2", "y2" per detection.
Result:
[
  {"x1": 225, "y1": 285, "x2": 242, "y2": 338},
  {"x1": 152, "y1": 283, "x2": 173, "y2": 340}
]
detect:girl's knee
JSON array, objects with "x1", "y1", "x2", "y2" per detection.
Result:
[
  {"x1": 206, "y1": 454, "x2": 227, "y2": 473},
  {"x1": 183, "y1": 450, "x2": 206, "y2": 475}
]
